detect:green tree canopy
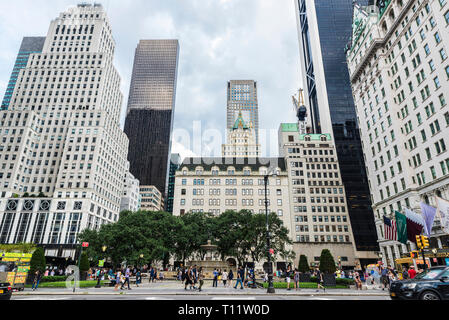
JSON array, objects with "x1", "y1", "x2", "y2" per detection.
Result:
[
  {"x1": 319, "y1": 249, "x2": 336, "y2": 274},
  {"x1": 79, "y1": 251, "x2": 90, "y2": 272}
]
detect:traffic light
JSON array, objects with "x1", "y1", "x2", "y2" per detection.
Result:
[
  {"x1": 416, "y1": 235, "x2": 423, "y2": 249},
  {"x1": 421, "y1": 235, "x2": 430, "y2": 248}
]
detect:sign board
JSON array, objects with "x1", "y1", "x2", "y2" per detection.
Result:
[
  {"x1": 82, "y1": 242, "x2": 89, "y2": 248},
  {"x1": 98, "y1": 260, "x2": 104, "y2": 267}
]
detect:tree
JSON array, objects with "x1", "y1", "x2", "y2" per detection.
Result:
[
  {"x1": 29, "y1": 247, "x2": 46, "y2": 274},
  {"x1": 298, "y1": 255, "x2": 309, "y2": 273},
  {"x1": 319, "y1": 249, "x2": 336, "y2": 274},
  {"x1": 79, "y1": 251, "x2": 90, "y2": 272}
]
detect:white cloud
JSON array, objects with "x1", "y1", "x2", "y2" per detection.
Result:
[{"x1": 0, "y1": 0, "x2": 301, "y2": 157}]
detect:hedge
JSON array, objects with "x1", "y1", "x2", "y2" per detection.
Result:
[
  {"x1": 262, "y1": 282, "x2": 348, "y2": 289},
  {"x1": 26, "y1": 280, "x2": 107, "y2": 288},
  {"x1": 39, "y1": 276, "x2": 69, "y2": 283}
]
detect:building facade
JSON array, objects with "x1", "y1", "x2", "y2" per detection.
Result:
[
  {"x1": 294, "y1": 0, "x2": 379, "y2": 253},
  {"x1": 346, "y1": 0, "x2": 449, "y2": 266},
  {"x1": 120, "y1": 163, "x2": 140, "y2": 213},
  {"x1": 227, "y1": 80, "x2": 260, "y2": 144},
  {"x1": 140, "y1": 186, "x2": 163, "y2": 212},
  {"x1": 124, "y1": 40, "x2": 179, "y2": 197},
  {"x1": 1, "y1": 37, "x2": 46, "y2": 111},
  {"x1": 279, "y1": 123, "x2": 377, "y2": 268},
  {"x1": 0, "y1": 4, "x2": 129, "y2": 259},
  {"x1": 166, "y1": 153, "x2": 181, "y2": 214},
  {"x1": 222, "y1": 112, "x2": 261, "y2": 157}
]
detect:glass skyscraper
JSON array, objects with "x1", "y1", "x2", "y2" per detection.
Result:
[
  {"x1": 227, "y1": 80, "x2": 259, "y2": 144},
  {"x1": 124, "y1": 40, "x2": 179, "y2": 197},
  {"x1": 1, "y1": 37, "x2": 46, "y2": 110},
  {"x1": 295, "y1": 0, "x2": 379, "y2": 253}
]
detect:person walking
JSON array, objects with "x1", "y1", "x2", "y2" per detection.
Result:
[
  {"x1": 136, "y1": 269, "x2": 141, "y2": 287},
  {"x1": 286, "y1": 265, "x2": 292, "y2": 291},
  {"x1": 114, "y1": 270, "x2": 121, "y2": 291},
  {"x1": 234, "y1": 267, "x2": 244, "y2": 290},
  {"x1": 315, "y1": 267, "x2": 325, "y2": 292},
  {"x1": 31, "y1": 270, "x2": 41, "y2": 291},
  {"x1": 198, "y1": 267, "x2": 205, "y2": 292},
  {"x1": 212, "y1": 268, "x2": 219, "y2": 288},
  {"x1": 355, "y1": 275, "x2": 362, "y2": 290},
  {"x1": 222, "y1": 269, "x2": 228, "y2": 287},
  {"x1": 380, "y1": 266, "x2": 389, "y2": 290},
  {"x1": 121, "y1": 266, "x2": 131, "y2": 290},
  {"x1": 184, "y1": 267, "x2": 193, "y2": 291},
  {"x1": 402, "y1": 268, "x2": 409, "y2": 280},
  {"x1": 228, "y1": 269, "x2": 234, "y2": 288},
  {"x1": 294, "y1": 269, "x2": 300, "y2": 291}
]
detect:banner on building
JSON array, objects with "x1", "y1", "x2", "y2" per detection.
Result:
[
  {"x1": 420, "y1": 202, "x2": 437, "y2": 237},
  {"x1": 395, "y1": 211, "x2": 407, "y2": 245},
  {"x1": 405, "y1": 208, "x2": 425, "y2": 242}
]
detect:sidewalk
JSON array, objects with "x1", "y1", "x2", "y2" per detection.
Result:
[{"x1": 15, "y1": 281, "x2": 389, "y2": 296}]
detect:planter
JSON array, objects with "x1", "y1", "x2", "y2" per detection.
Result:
[
  {"x1": 323, "y1": 273, "x2": 336, "y2": 287},
  {"x1": 299, "y1": 273, "x2": 311, "y2": 283}
]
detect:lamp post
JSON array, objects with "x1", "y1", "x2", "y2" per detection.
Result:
[
  {"x1": 264, "y1": 166, "x2": 277, "y2": 294},
  {"x1": 432, "y1": 248, "x2": 438, "y2": 266}
]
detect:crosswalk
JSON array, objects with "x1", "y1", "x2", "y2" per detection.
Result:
[{"x1": 211, "y1": 297, "x2": 256, "y2": 300}]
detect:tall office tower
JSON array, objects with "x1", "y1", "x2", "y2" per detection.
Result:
[
  {"x1": 166, "y1": 153, "x2": 181, "y2": 214},
  {"x1": 227, "y1": 80, "x2": 260, "y2": 144},
  {"x1": 346, "y1": 1, "x2": 449, "y2": 266},
  {"x1": 124, "y1": 40, "x2": 179, "y2": 197},
  {"x1": 1, "y1": 37, "x2": 46, "y2": 110},
  {"x1": 279, "y1": 124, "x2": 369, "y2": 268},
  {"x1": 0, "y1": 4, "x2": 129, "y2": 261},
  {"x1": 294, "y1": 0, "x2": 379, "y2": 253}
]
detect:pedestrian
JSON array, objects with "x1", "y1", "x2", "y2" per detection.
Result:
[
  {"x1": 315, "y1": 267, "x2": 325, "y2": 292},
  {"x1": 198, "y1": 267, "x2": 205, "y2": 292},
  {"x1": 222, "y1": 269, "x2": 228, "y2": 287},
  {"x1": 408, "y1": 266, "x2": 417, "y2": 279},
  {"x1": 212, "y1": 268, "x2": 218, "y2": 288},
  {"x1": 192, "y1": 265, "x2": 198, "y2": 290},
  {"x1": 402, "y1": 268, "x2": 409, "y2": 280},
  {"x1": 32, "y1": 270, "x2": 41, "y2": 291},
  {"x1": 121, "y1": 266, "x2": 131, "y2": 290},
  {"x1": 234, "y1": 267, "x2": 244, "y2": 290},
  {"x1": 159, "y1": 269, "x2": 164, "y2": 282},
  {"x1": 294, "y1": 269, "x2": 300, "y2": 291},
  {"x1": 286, "y1": 265, "x2": 292, "y2": 290},
  {"x1": 341, "y1": 270, "x2": 345, "y2": 278},
  {"x1": 114, "y1": 270, "x2": 121, "y2": 291},
  {"x1": 355, "y1": 275, "x2": 362, "y2": 290},
  {"x1": 184, "y1": 267, "x2": 193, "y2": 291},
  {"x1": 150, "y1": 267, "x2": 155, "y2": 283},
  {"x1": 136, "y1": 269, "x2": 141, "y2": 287},
  {"x1": 228, "y1": 269, "x2": 234, "y2": 288}
]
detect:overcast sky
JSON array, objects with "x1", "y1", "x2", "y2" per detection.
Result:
[{"x1": 0, "y1": 0, "x2": 301, "y2": 159}]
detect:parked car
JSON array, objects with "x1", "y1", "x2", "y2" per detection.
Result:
[
  {"x1": 0, "y1": 282, "x2": 12, "y2": 300},
  {"x1": 389, "y1": 266, "x2": 449, "y2": 300}
]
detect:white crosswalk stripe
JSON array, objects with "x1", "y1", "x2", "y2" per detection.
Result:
[{"x1": 211, "y1": 297, "x2": 256, "y2": 300}]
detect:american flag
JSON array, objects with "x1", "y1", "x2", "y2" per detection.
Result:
[{"x1": 383, "y1": 216, "x2": 397, "y2": 241}]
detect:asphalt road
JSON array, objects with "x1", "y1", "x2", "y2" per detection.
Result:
[{"x1": 11, "y1": 294, "x2": 391, "y2": 300}]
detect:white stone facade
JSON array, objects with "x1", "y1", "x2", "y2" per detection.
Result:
[
  {"x1": 0, "y1": 4, "x2": 129, "y2": 258},
  {"x1": 346, "y1": 0, "x2": 449, "y2": 266},
  {"x1": 279, "y1": 124, "x2": 374, "y2": 267},
  {"x1": 120, "y1": 164, "x2": 140, "y2": 213},
  {"x1": 140, "y1": 186, "x2": 163, "y2": 212}
]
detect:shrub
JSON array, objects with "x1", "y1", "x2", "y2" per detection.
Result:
[
  {"x1": 298, "y1": 255, "x2": 309, "y2": 273},
  {"x1": 79, "y1": 251, "x2": 90, "y2": 272},
  {"x1": 29, "y1": 247, "x2": 46, "y2": 274},
  {"x1": 40, "y1": 276, "x2": 69, "y2": 283},
  {"x1": 319, "y1": 249, "x2": 336, "y2": 274}
]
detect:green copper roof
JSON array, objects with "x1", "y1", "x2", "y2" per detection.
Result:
[
  {"x1": 233, "y1": 112, "x2": 249, "y2": 130},
  {"x1": 299, "y1": 133, "x2": 332, "y2": 141},
  {"x1": 280, "y1": 123, "x2": 299, "y2": 132}
]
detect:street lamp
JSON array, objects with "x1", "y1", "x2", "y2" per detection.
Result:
[{"x1": 264, "y1": 166, "x2": 277, "y2": 294}]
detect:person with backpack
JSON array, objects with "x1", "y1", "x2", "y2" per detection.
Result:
[
  {"x1": 212, "y1": 268, "x2": 219, "y2": 288},
  {"x1": 32, "y1": 270, "x2": 41, "y2": 291}
]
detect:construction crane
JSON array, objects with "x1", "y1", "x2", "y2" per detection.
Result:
[{"x1": 292, "y1": 89, "x2": 308, "y2": 134}]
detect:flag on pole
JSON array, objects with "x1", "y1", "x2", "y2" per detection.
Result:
[
  {"x1": 383, "y1": 216, "x2": 397, "y2": 241},
  {"x1": 405, "y1": 208, "x2": 425, "y2": 242},
  {"x1": 420, "y1": 202, "x2": 437, "y2": 237},
  {"x1": 395, "y1": 211, "x2": 408, "y2": 244},
  {"x1": 436, "y1": 197, "x2": 449, "y2": 235}
]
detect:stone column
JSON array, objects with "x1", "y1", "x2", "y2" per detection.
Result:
[
  {"x1": 386, "y1": 245, "x2": 394, "y2": 266},
  {"x1": 437, "y1": 237, "x2": 443, "y2": 249}
]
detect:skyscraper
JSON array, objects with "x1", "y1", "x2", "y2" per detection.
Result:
[
  {"x1": 294, "y1": 0, "x2": 379, "y2": 252},
  {"x1": 227, "y1": 80, "x2": 259, "y2": 144},
  {"x1": 1, "y1": 37, "x2": 46, "y2": 110},
  {"x1": 0, "y1": 4, "x2": 129, "y2": 260},
  {"x1": 124, "y1": 40, "x2": 179, "y2": 197}
]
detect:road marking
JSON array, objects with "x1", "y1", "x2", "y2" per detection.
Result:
[
  {"x1": 310, "y1": 297, "x2": 331, "y2": 300},
  {"x1": 211, "y1": 297, "x2": 256, "y2": 300},
  {"x1": 145, "y1": 297, "x2": 174, "y2": 300},
  {"x1": 15, "y1": 297, "x2": 71, "y2": 300}
]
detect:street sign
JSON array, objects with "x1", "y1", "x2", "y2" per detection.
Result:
[
  {"x1": 82, "y1": 242, "x2": 89, "y2": 248},
  {"x1": 98, "y1": 260, "x2": 104, "y2": 267}
]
